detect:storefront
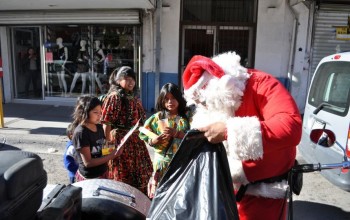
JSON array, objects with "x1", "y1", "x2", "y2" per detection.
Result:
[
  {"x1": 0, "y1": 9, "x2": 145, "y2": 105},
  {"x1": 310, "y1": 3, "x2": 350, "y2": 75}
]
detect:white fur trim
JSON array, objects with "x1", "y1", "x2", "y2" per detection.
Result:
[
  {"x1": 245, "y1": 180, "x2": 289, "y2": 199},
  {"x1": 226, "y1": 117, "x2": 263, "y2": 161},
  {"x1": 226, "y1": 127, "x2": 285, "y2": 199},
  {"x1": 229, "y1": 158, "x2": 249, "y2": 185},
  {"x1": 211, "y1": 52, "x2": 249, "y2": 79}
]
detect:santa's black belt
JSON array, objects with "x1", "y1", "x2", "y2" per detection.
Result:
[{"x1": 235, "y1": 172, "x2": 289, "y2": 202}]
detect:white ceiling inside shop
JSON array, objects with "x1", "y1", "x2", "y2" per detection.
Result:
[{"x1": 0, "y1": 0, "x2": 155, "y2": 10}]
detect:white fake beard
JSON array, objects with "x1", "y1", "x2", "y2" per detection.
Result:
[
  {"x1": 189, "y1": 74, "x2": 248, "y2": 129},
  {"x1": 190, "y1": 78, "x2": 236, "y2": 129}
]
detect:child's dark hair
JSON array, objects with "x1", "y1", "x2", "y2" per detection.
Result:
[
  {"x1": 66, "y1": 123, "x2": 74, "y2": 139},
  {"x1": 108, "y1": 66, "x2": 137, "y2": 94},
  {"x1": 72, "y1": 95, "x2": 102, "y2": 128},
  {"x1": 156, "y1": 83, "x2": 188, "y2": 119}
]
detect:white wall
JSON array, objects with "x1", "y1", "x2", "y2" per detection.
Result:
[
  {"x1": 255, "y1": 0, "x2": 310, "y2": 113},
  {"x1": 255, "y1": 0, "x2": 294, "y2": 78},
  {"x1": 142, "y1": 9, "x2": 154, "y2": 73},
  {"x1": 142, "y1": 0, "x2": 180, "y2": 74},
  {"x1": 160, "y1": 0, "x2": 180, "y2": 73},
  {"x1": 289, "y1": 3, "x2": 311, "y2": 113}
]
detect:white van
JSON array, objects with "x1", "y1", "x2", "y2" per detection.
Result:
[{"x1": 298, "y1": 52, "x2": 350, "y2": 191}]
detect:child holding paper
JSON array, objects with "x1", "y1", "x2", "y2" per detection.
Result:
[
  {"x1": 101, "y1": 66, "x2": 153, "y2": 195},
  {"x1": 139, "y1": 83, "x2": 191, "y2": 198},
  {"x1": 71, "y1": 96, "x2": 121, "y2": 182}
]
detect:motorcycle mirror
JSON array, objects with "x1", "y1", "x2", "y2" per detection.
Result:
[{"x1": 310, "y1": 129, "x2": 336, "y2": 148}]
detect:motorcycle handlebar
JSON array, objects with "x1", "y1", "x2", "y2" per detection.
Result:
[{"x1": 292, "y1": 161, "x2": 350, "y2": 173}]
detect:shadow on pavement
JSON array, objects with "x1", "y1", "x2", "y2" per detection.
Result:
[
  {"x1": 293, "y1": 201, "x2": 350, "y2": 220},
  {"x1": 30, "y1": 127, "x2": 67, "y2": 135},
  {"x1": 3, "y1": 103, "x2": 74, "y2": 123},
  {"x1": 0, "y1": 144, "x2": 21, "y2": 151}
]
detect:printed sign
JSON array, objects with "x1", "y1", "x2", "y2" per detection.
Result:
[
  {"x1": 335, "y1": 26, "x2": 350, "y2": 40},
  {"x1": 115, "y1": 119, "x2": 141, "y2": 155},
  {"x1": 45, "y1": 52, "x2": 53, "y2": 63},
  {"x1": 334, "y1": 16, "x2": 350, "y2": 41}
]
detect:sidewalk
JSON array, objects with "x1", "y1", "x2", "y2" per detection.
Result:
[
  {"x1": 0, "y1": 103, "x2": 73, "y2": 154},
  {"x1": 0, "y1": 102, "x2": 154, "y2": 185}
]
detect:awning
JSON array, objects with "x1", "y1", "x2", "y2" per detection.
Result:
[
  {"x1": 0, "y1": 10, "x2": 141, "y2": 25},
  {"x1": 0, "y1": 0, "x2": 155, "y2": 10}
]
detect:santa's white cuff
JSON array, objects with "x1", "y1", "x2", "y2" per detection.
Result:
[
  {"x1": 226, "y1": 116, "x2": 263, "y2": 161},
  {"x1": 229, "y1": 158, "x2": 249, "y2": 185}
]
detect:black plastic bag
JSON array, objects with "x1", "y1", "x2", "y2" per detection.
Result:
[{"x1": 147, "y1": 130, "x2": 239, "y2": 220}]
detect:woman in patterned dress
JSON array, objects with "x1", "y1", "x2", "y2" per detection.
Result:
[{"x1": 101, "y1": 66, "x2": 153, "y2": 195}]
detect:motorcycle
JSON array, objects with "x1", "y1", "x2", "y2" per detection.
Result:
[{"x1": 287, "y1": 128, "x2": 350, "y2": 220}]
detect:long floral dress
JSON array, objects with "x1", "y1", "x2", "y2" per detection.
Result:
[
  {"x1": 139, "y1": 111, "x2": 191, "y2": 180},
  {"x1": 101, "y1": 90, "x2": 153, "y2": 195}
]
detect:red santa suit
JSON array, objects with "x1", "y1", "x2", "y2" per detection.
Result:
[{"x1": 182, "y1": 52, "x2": 302, "y2": 220}]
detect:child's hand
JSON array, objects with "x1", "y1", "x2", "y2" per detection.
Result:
[
  {"x1": 151, "y1": 134, "x2": 168, "y2": 145},
  {"x1": 163, "y1": 127, "x2": 177, "y2": 139}
]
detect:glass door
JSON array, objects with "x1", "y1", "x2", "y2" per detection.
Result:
[{"x1": 11, "y1": 27, "x2": 42, "y2": 99}]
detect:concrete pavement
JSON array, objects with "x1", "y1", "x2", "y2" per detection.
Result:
[
  {"x1": 0, "y1": 102, "x2": 154, "y2": 185},
  {"x1": 0, "y1": 103, "x2": 73, "y2": 154}
]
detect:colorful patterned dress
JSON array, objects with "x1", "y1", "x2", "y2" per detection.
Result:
[
  {"x1": 101, "y1": 90, "x2": 153, "y2": 195},
  {"x1": 139, "y1": 111, "x2": 191, "y2": 180}
]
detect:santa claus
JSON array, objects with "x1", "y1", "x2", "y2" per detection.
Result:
[{"x1": 182, "y1": 52, "x2": 302, "y2": 220}]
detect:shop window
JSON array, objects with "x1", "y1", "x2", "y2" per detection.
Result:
[{"x1": 43, "y1": 25, "x2": 139, "y2": 98}]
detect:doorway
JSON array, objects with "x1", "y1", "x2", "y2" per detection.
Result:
[
  {"x1": 181, "y1": 25, "x2": 254, "y2": 73},
  {"x1": 180, "y1": 0, "x2": 257, "y2": 80},
  {"x1": 11, "y1": 27, "x2": 42, "y2": 99}
]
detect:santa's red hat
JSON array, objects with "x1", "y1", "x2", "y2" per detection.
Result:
[
  {"x1": 182, "y1": 52, "x2": 250, "y2": 113},
  {"x1": 182, "y1": 55, "x2": 225, "y2": 90}
]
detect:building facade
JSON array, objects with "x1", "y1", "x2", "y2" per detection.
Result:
[{"x1": 0, "y1": 0, "x2": 349, "y2": 114}]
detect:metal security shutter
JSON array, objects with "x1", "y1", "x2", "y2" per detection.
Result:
[
  {"x1": 0, "y1": 10, "x2": 140, "y2": 25},
  {"x1": 311, "y1": 4, "x2": 350, "y2": 74}
]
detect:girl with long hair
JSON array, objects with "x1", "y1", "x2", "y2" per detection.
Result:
[
  {"x1": 71, "y1": 95, "x2": 121, "y2": 181},
  {"x1": 139, "y1": 83, "x2": 191, "y2": 198},
  {"x1": 101, "y1": 66, "x2": 153, "y2": 195}
]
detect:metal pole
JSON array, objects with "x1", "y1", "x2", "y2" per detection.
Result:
[{"x1": 154, "y1": 0, "x2": 162, "y2": 100}]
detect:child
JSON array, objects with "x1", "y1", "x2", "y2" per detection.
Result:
[
  {"x1": 101, "y1": 66, "x2": 153, "y2": 195},
  {"x1": 63, "y1": 123, "x2": 79, "y2": 184},
  {"x1": 139, "y1": 83, "x2": 191, "y2": 198},
  {"x1": 72, "y1": 95, "x2": 121, "y2": 181}
]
